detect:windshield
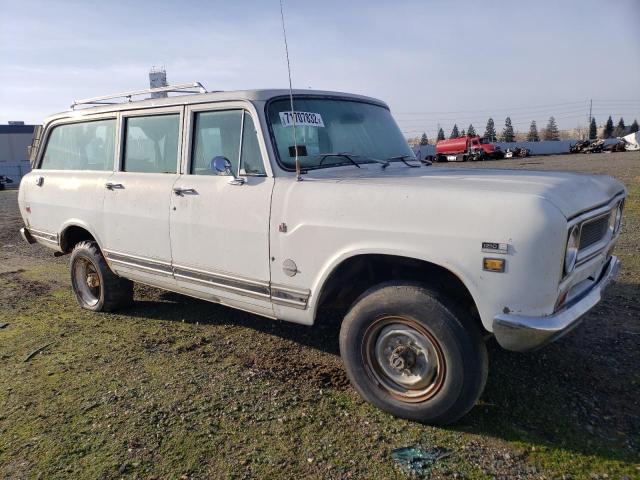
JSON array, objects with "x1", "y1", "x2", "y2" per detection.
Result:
[{"x1": 266, "y1": 97, "x2": 415, "y2": 170}]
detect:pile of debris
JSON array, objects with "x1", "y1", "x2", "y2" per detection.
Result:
[
  {"x1": 570, "y1": 133, "x2": 640, "y2": 154},
  {"x1": 504, "y1": 147, "x2": 529, "y2": 158},
  {"x1": 570, "y1": 139, "x2": 605, "y2": 154},
  {"x1": 0, "y1": 175, "x2": 14, "y2": 191}
]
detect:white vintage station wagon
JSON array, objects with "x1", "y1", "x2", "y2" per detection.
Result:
[{"x1": 19, "y1": 83, "x2": 625, "y2": 424}]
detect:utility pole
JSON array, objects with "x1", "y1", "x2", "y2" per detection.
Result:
[{"x1": 588, "y1": 99, "x2": 592, "y2": 125}]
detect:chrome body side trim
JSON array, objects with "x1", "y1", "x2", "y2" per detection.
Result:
[
  {"x1": 103, "y1": 250, "x2": 308, "y2": 308},
  {"x1": 173, "y1": 264, "x2": 270, "y2": 301},
  {"x1": 271, "y1": 284, "x2": 311, "y2": 309},
  {"x1": 104, "y1": 250, "x2": 173, "y2": 277},
  {"x1": 493, "y1": 256, "x2": 620, "y2": 352}
]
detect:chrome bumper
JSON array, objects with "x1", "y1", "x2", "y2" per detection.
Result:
[
  {"x1": 20, "y1": 227, "x2": 36, "y2": 244},
  {"x1": 492, "y1": 256, "x2": 620, "y2": 352}
]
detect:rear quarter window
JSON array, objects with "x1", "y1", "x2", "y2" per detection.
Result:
[{"x1": 40, "y1": 119, "x2": 116, "y2": 171}]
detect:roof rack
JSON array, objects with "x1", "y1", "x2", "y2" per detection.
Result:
[{"x1": 71, "y1": 82, "x2": 207, "y2": 109}]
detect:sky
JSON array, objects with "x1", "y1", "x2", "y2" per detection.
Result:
[{"x1": 1, "y1": 0, "x2": 639, "y2": 139}]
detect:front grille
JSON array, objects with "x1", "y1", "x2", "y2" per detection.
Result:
[{"x1": 579, "y1": 215, "x2": 609, "y2": 250}]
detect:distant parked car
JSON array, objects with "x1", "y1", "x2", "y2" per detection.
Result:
[{"x1": 0, "y1": 175, "x2": 14, "y2": 190}]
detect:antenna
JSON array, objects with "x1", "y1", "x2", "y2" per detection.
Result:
[{"x1": 279, "y1": 0, "x2": 301, "y2": 181}]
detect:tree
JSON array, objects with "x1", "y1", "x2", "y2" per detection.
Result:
[
  {"x1": 589, "y1": 117, "x2": 597, "y2": 140},
  {"x1": 437, "y1": 128, "x2": 445, "y2": 141},
  {"x1": 467, "y1": 124, "x2": 476, "y2": 137},
  {"x1": 419, "y1": 132, "x2": 429, "y2": 145},
  {"x1": 450, "y1": 124, "x2": 460, "y2": 139},
  {"x1": 501, "y1": 117, "x2": 514, "y2": 142},
  {"x1": 631, "y1": 119, "x2": 639, "y2": 133},
  {"x1": 460, "y1": 129, "x2": 466, "y2": 137},
  {"x1": 544, "y1": 116, "x2": 560, "y2": 141},
  {"x1": 614, "y1": 117, "x2": 626, "y2": 137},
  {"x1": 484, "y1": 118, "x2": 497, "y2": 142},
  {"x1": 603, "y1": 116, "x2": 614, "y2": 138},
  {"x1": 527, "y1": 120, "x2": 540, "y2": 142}
]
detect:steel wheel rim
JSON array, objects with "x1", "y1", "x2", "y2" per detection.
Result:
[
  {"x1": 73, "y1": 257, "x2": 101, "y2": 307},
  {"x1": 362, "y1": 316, "x2": 445, "y2": 403}
]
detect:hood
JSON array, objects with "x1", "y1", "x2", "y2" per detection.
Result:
[{"x1": 302, "y1": 164, "x2": 625, "y2": 218}]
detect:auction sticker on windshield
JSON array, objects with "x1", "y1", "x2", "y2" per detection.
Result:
[{"x1": 279, "y1": 111, "x2": 325, "y2": 128}]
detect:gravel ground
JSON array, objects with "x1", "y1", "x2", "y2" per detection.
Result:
[{"x1": 0, "y1": 151, "x2": 638, "y2": 479}]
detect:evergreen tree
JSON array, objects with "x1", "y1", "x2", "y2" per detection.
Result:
[
  {"x1": 589, "y1": 117, "x2": 597, "y2": 140},
  {"x1": 419, "y1": 132, "x2": 429, "y2": 145},
  {"x1": 603, "y1": 116, "x2": 614, "y2": 138},
  {"x1": 467, "y1": 124, "x2": 476, "y2": 137},
  {"x1": 484, "y1": 118, "x2": 497, "y2": 142},
  {"x1": 631, "y1": 119, "x2": 639, "y2": 133},
  {"x1": 460, "y1": 129, "x2": 466, "y2": 137},
  {"x1": 437, "y1": 128, "x2": 445, "y2": 141},
  {"x1": 527, "y1": 120, "x2": 540, "y2": 142},
  {"x1": 544, "y1": 116, "x2": 560, "y2": 141},
  {"x1": 501, "y1": 117, "x2": 514, "y2": 142},
  {"x1": 450, "y1": 124, "x2": 460, "y2": 139},
  {"x1": 614, "y1": 118, "x2": 626, "y2": 137}
]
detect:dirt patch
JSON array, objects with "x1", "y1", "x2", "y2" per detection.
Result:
[
  {"x1": 238, "y1": 347, "x2": 351, "y2": 391},
  {"x1": 0, "y1": 269, "x2": 52, "y2": 310}
]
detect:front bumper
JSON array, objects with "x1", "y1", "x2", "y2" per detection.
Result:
[{"x1": 492, "y1": 255, "x2": 620, "y2": 352}]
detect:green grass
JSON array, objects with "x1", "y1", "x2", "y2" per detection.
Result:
[{"x1": 1, "y1": 156, "x2": 639, "y2": 478}]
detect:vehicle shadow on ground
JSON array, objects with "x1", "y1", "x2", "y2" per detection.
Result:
[{"x1": 124, "y1": 284, "x2": 638, "y2": 464}]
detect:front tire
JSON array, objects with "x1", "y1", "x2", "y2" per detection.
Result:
[
  {"x1": 339, "y1": 282, "x2": 488, "y2": 425},
  {"x1": 70, "y1": 241, "x2": 133, "y2": 312}
]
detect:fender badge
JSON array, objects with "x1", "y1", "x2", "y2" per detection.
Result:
[{"x1": 481, "y1": 242, "x2": 508, "y2": 254}]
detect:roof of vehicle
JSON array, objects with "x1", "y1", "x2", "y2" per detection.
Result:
[{"x1": 45, "y1": 89, "x2": 389, "y2": 123}]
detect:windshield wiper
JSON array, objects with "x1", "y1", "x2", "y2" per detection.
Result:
[
  {"x1": 318, "y1": 153, "x2": 361, "y2": 168},
  {"x1": 387, "y1": 155, "x2": 424, "y2": 167}
]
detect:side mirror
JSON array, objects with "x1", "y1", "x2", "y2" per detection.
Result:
[{"x1": 210, "y1": 156, "x2": 244, "y2": 186}]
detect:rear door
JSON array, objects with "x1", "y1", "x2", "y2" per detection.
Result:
[
  {"x1": 101, "y1": 107, "x2": 182, "y2": 283},
  {"x1": 169, "y1": 103, "x2": 274, "y2": 317},
  {"x1": 20, "y1": 115, "x2": 117, "y2": 249}
]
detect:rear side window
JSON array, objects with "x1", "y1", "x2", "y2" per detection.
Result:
[
  {"x1": 41, "y1": 119, "x2": 115, "y2": 171},
  {"x1": 191, "y1": 110, "x2": 265, "y2": 176},
  {"x1": 123, "y1": 114, "x2": 179, "y2": 173}
]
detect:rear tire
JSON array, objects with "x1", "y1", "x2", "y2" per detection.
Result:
[
  {"x1": 339, "y1": 282, "x2": 488, "y2": 425},
  {"x1": 70, "y1": 241, "x2": 133, "y2": 312}
]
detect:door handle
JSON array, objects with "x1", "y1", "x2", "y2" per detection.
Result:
[
  {"x1": 173, "y1": 187, "x2": 198, "y2": 196},
  {"x1": 35, "y1": 176, "x2": 44, "y2": 187},
  {"x1": 105, "y1": 182, "x2": 124, "y2": 190}
]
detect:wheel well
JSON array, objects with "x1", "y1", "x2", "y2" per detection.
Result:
[
  {"x1": 60, "y1": 226, "x2": 96, "y2": 253},
  {"x1": 315, "y1": 254, "x2": 484, "y2": 331}
]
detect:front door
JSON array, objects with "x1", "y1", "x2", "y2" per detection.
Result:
[
  {"x1": 101, "y1": 108, "x2": 182, "y2": 284},
  {"x1": 169, "y1": 105, "x2": 274, "y2": 317}
]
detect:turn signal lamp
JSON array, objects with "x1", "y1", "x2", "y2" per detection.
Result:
[{"x1": 483, "y1": 258, "x2": 505, "y2": 273}]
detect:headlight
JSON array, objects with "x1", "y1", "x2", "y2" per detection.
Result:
[
  {"x1": 564, "y1": 225, "x2": 580, "y2": 274},
  {"x1": 614, "y1": 201, "x2": 624, "y2": 233}
]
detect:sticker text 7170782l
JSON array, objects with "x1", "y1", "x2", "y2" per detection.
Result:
[{"x1": 279, "y1": 111, "x2": 325, "y2": 128}]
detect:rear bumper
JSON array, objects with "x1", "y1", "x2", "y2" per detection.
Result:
[
  {"x1": 492, "y1": 256, "x2": 620, "y2": 352},
  {"x1": 20, "y1": 227, "x2": 36, "y2": 244}
]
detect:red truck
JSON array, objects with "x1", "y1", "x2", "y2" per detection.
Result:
[{"x1": 435, "y1": 136, "x2": 503, "y2": 162}]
